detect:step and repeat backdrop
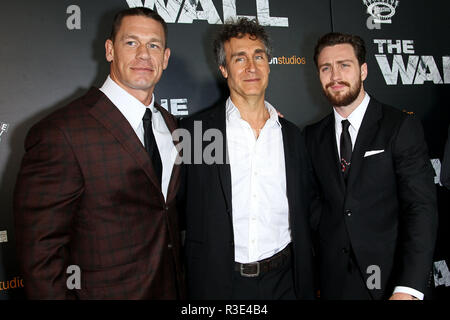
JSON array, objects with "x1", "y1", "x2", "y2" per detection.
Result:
[{"x1": 0, "y1": 0, "x2": 448, "y2": 299}]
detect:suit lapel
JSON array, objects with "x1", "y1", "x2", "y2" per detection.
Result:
[
  {"x1": 89, "y1": 92, "x2": 163, "y2": 200},
  {"x1": 280, "y1": 120, "x2": 298, "y2": 211},
  {"x1": 346, "y1": 100, "x2": 382, "y2": 194},
  {"x1": 206, "y1": 105, "x2": 232, "y2": 218},
  {"x1": 320, "y1": 116, "x2": 346, "y2": 197},
  {"x1": 155, "y1": 103, "x2": 181, "y2": 204}
]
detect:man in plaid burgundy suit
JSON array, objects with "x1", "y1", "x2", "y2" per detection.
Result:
[{"x1": 13, "y1": 7, "x2": 185, "y2": 299}]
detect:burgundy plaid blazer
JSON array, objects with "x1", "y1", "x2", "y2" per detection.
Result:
[{"x1": 13, "y1": 88, "x2": 185, "y2": 299}]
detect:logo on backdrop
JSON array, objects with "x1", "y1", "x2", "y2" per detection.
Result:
[
  {"x1": 363, "y1": 0, "x2": 399, "y2": 30},
  {"x1": 126, "y1": 0, "x2": 289, "y2": 27},
  {"x1": 434, "y1": 260, "x2": 450, "y2": 288},
  {"x1": 363, "y1": 0, "x2": 399, "y2": 24},
  {"x1": 270, "y1": 55, "x2": 306, "y2": 65},
  {"x1": 373, "y1": 39, "x2": 450, "y2": 85},
  {"x1": 0, "y1": 122, "x2": 9, "y2": 143},
  {"x1": 161, "y1": 98, "x2": 189, "y2": 117},
  {"x1": 0, "y1": 277, "x2": 24, "y2": 292},
  {"x1": 431, "y1": 159, "x2": 443, "y2": 186}
]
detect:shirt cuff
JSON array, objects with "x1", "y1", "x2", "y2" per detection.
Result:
[{"x1": 393, "y1": 286, "x2": 424, "y2": 300}]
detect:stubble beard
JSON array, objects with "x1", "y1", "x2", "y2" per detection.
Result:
[{"x1": 323, "y1": 79, "x2": 362, "y2": 107}]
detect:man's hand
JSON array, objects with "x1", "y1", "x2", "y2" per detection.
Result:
[
  {"x1": 389, "y1": 293, "x2": 419, "y2": 300},
  {"x1": 275, "y1": 109, "x2": 284, "y2": 118}
]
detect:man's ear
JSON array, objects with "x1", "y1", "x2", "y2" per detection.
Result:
[
  {"x1": 105, "y1": 39, "x2": 114, "y2": 62},
  {"x1": 163, "y1": 47, "x2": 171, "y2": 70},
  {"x1": 219, "y1": 65, "x2": 228, "y2": 79},
  {"x1": 361, "y1": 62, "x2": 368, "y2": 81}
]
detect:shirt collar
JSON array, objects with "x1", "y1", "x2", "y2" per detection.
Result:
[
  {"x1": 99, "y1": 75, "x2": 156, "y2": 132},
  {"x1": 225, "y1": 97, "x2": 282, "y2": 128},
  {"x1": 334, "y1": 92, "x2": 370, "y2": 132}
]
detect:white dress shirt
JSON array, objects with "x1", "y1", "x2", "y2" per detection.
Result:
[
  {"x1": 333, "y1": 91, "x2": 424, "y2": 300},
  {"x1": 100, "y1": 76, "x2": 177, "y2": 201},
  {"x1": 334, "y1": 92, "x2": 370, "y2": 157},
  {"x1": 226, "y1": 97, "x2": 291, "y2": 264}
]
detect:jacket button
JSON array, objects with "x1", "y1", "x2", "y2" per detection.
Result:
[
  {"x1": 168, "y1": 244, "x2": 173, "y2": 249},
  {"x1": 345, "y1": 210, "x2": 352, "y2": 217},
  {"x1": 164, "y1": 205, "x2": 169, "y2": 211},
  {"x1": 342, "y1": 248, "x2": 349, "y2": 254}
]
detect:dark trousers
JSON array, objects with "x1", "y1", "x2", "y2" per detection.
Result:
[{"x1": 230, "y1": 248, "x2": 296, "y2": 300}]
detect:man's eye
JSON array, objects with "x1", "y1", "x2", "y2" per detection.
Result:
[
  {"x1": 126, "y1": 41, "x2": 136, "y2": 46},
  {"x1": 149, "y1": 43, "x2": 160, "y2": 49}
]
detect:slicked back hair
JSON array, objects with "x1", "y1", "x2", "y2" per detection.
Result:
[{"x1": 313, "y1": 32, "x2": 366, "y2": 68}]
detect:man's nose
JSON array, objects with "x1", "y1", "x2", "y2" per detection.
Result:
[
  {"x1": 330, "y1": 67, "x2": 341, "y2": 81},
  {"x1": 136, "y1": 44, "x2": 150, "y2": 59},
  {"x1": 246, "y1": 59, "x2": 256, "y2": 72}
]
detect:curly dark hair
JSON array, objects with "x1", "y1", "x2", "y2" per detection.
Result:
[
  {"x1": 313, "y1": 32, "x2": 366, "y2": 68},
  {"x1": 213, "y1": 18, "x2": 272, "y2": 67},
  {"x1": 110, "y1": 7, "x2": 168, "y2": 48}
]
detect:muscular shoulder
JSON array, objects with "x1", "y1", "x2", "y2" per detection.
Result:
[
  {"x1": 24, "y1": 88, "x2": 105, "y2": 148},
  {"x1": 32, "y1": 88, "x2": 103, "y2": 130}
]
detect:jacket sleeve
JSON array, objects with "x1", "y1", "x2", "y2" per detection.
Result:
[
  {"x1": 302, "y1": 126, "x2": 323, "y2": 232},
  {"x1": 392, "y1": 114, "x2": 438, "y2": 293},
  {"x1": 13, "y1": 122, "x2": 84, "y2": 299}
]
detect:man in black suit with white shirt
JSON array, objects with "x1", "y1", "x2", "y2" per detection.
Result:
[
  {"x1": 304, "y1": 32, "x2": 438, "y2": 300},
  {"x1": 179, "y1": 18, "x2": 315, "y2": 300}
]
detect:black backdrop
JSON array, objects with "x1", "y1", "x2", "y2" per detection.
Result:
[{"x1": 0, "y1": 0, "x2": 448, "y2": 299}]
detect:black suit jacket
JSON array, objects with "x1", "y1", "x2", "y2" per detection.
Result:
[
  {"x1": 304, "y1": 97, "x2": 438, "y2": 300},
  {"x1": 178, "y1": 104, "x2": 315, "y2": 299}
]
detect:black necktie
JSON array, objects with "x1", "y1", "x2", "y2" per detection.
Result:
[
  {"x1": 340, "y1": 119, "x2": 352, "y2": 180},
  {"x1": 143, "y1": 108, "x2": 163, "y2": 183}
]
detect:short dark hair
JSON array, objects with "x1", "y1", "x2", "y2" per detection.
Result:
[
  {"x1": 213, "y1": 18, "x2": 272, "y2": 67},
  {"x1": 110, "y1": 7, "x2": 168, "y2": 47},
  {"x1": 313, "y1": 32, "x2": 366, "y2": 68}
]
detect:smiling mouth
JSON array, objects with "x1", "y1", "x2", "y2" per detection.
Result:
[{"x1": 131, "y1": 67, "x2": 154, "y2": 72}]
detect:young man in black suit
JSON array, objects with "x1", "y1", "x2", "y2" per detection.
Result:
[
  {"x1": 304, "y1": 32, "x2": 438, "y2": 300},
  {"x1": 179, "y1": 18, "x2": 315, "y2": 300}
]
